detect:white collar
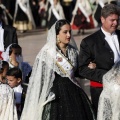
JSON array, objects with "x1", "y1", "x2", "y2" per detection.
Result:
[
  {"x1": 101, "y1": 27, "x2": 116, "y2": 36},
  {"x1": 13, "y1": 84, "x2": 23, "y2": 93}
]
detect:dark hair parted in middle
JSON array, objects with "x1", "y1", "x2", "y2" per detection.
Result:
[{"x1": 55, "y1": 19, "x2": 70, "y2": 35}]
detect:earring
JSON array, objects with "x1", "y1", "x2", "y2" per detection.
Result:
[
  {"x1": 57, "y1": 37, "x2": 60, "y2": 43},
  {"x1": 9, "y1": 57, "x2": 12, "y2": 62}
]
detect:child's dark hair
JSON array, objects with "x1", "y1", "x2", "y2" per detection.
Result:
[{"x1": 7, "y1": 67, "x2": 22, "y2": 80}]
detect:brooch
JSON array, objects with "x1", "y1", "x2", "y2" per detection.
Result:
[{"x1": 57, "y1": 56, "x2": 63, "y2": 62}]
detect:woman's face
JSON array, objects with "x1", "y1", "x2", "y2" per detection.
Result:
[{"x1": 57, "y1": 24, "x2": 71, "y2": 45}]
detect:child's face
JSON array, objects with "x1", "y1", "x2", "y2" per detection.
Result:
[{"x1": 7, "y1": 76, "x2": 21, "y2": 88}]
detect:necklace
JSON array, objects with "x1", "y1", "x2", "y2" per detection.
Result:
[{"x1": 57, "y1": 44, "x2": 68, "y2": 56}]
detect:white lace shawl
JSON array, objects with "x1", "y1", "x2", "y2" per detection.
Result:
[
  {"x1": 0, "y1": 84, "x2": 18, "y2": 120},
  {"x1": 20, "y1": 21, "x2": 80, "y2": 120},
  {"x1": 97, "y1": 61, "x2": 120, "y2": 120}
]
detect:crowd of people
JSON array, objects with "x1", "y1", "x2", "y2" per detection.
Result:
[
  {"x1": 0, "y1": 0, "x2": 120, "y2": 33},
  {"x1": 0, "y1": 1, "x2": 120, "y2": 120}
]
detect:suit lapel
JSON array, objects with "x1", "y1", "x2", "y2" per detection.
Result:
[
  {"x1": 116, "y1": 30, "x2": 120, "y2": 45},
  {"x1": 98, "y1": 29, "x2": 112, "y2": 50}
]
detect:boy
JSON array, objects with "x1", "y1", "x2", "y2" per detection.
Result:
[{"x1": 6, "y1": 67, "x2": 27, "y2": 118}]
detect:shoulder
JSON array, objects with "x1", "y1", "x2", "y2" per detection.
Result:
[
  {"x1": 0, "y1": 84, "x2": 13, "y2": 95},
  {"x1": 68, "y1": 44, "x2": 79, "y2": 54},
  {"x1": 81, "y1": 29, "x2": 103, "y2": 45}
]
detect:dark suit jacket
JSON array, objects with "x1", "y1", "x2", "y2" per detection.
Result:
[
  {"x1": 2, "y1": 24, "x2": 18, "y2": 50},
  {"x1": 79, "y1": 29, "x2": 120, "y2": 83}
]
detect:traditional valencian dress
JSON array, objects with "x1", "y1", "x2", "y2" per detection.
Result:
[
  {"x1": 97, "y1": 61, "x2": 120, "y2": 120},
  {"x1": 20, "y1": 21, "x2": 95, "y2": 120},
  {"x1": 0, "y1": 83, "x2": 18, "y2": 120},
  {"x1": 13, "y1": 0, "x2": 36, "y2": 32},
  {"x1": 47, "y1": 0, "x2": 65, "y2": 29},
  {"x1": 71, "y1": 0, "x2": 95, "y2": 30}
]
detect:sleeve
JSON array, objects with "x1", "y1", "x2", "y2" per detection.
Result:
[{"x1": 79, "y1": 39, "x2": 107, "y2": 83}]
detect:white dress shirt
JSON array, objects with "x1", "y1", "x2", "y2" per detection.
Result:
[
  {"x1": 13, "y1": 84, "x2": 23, "y2": 104},
  {"x1": 101, "y1": 27, "x2": 120, "y2": 63}
]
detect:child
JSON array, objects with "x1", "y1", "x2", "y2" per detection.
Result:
[
  {"x1": 2, "y1": 43, "x2": 32, "y2": 83},
  {"x1": 6, "y1": 67, "x2": 27, "y2": 118},
  {"x1": 0, "y1": 60, "x2": 9, "y2": 83}
]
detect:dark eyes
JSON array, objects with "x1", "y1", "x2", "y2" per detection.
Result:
[{"x1": 64, "y1": 30, "x2": 71, "y2": 34}]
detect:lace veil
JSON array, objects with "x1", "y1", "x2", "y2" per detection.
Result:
[{"x1": 97, "y1": 61, "x2": 120, "y2": 120}]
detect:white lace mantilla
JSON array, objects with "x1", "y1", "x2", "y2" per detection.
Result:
[
  {"x1": 0, "y1": 84, "x2": 18, "y2": 120},
  {"x1": 20, "y1": 21, "x2": 80, "y2": 120},
  {"x1": 97, "y1": 61, "x2": 120, "y2": 120}
]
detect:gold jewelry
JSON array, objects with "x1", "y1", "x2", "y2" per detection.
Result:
[
  {"x1": 57, "y1": 37, "x2": 61, "y2": 44},
  {"x1": 9, "y1": 57, "x2": 12, "y2": 62}
]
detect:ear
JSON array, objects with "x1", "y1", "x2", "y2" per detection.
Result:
[
  {"x1": 101, "y1": 16, "x2": 105, "y2": 24},
  {"x1": 17, "y1": 78, "x2": 21, "y2": 84},
  {"x1": 57, "y1": 34, "x2": 59, "y2": 39}
]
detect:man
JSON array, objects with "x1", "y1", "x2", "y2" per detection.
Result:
[
  {"x1": 79, "y1": 3, "x2": 120, "y2": 117},
  {"x1": 0, "y1": 7, "x2": 18, "y2": 59}
]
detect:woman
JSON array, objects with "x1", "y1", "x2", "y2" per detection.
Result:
[
  {"x1": 13, "y1": 0, "x2": 36, "y2": 32},
  {"x1": 47, "y1": 0, "x2": 65, "y2": 29},
  {"x1": 20, "y1": 19, "x2": 95, "y2": 120},
  {"x1": 71, "y1": 0, "x2": 95, "y2": 34},
  {"x1": 97, "y1": 61, "x2": 120, "y2": 120}
]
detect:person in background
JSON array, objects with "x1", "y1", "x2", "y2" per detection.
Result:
[
  {"x1": 0, "y1": 7, "x2": 18, "y2": 59},
  {"x1": 47, "y1": 0, "x2": 65, "y2": 29},
  {"x1": 71, "y1": 0, "x2": 95, "y2": 35},
  {"x1": 60, "y1": 0, "x2": 76, "y2": 22},
  {"x1": 13, "y1": 0, "x2": 36, "y2": 33},
  {"x1": 38, "y1": 0, "x2": 47, "y2": 28},
  {"x1": 30, "y1": 0, "x2": 40, "y2": 27},
  {"x1": 79, "y1": 3, "x2": 120, "y2": 117}
]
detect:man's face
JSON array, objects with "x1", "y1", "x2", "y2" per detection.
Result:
[{"x1": 101, "y1": 14, "x2": 119, "y2": 34}]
